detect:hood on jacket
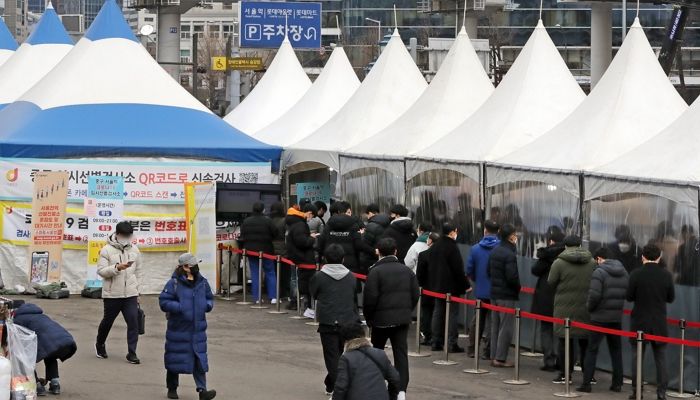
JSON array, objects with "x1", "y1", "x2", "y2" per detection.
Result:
[
  {"x1": 107, "y1": 233, "x2": 131, "y2": 251},
  {"x1": 599, "y1": 259, "x2": 627, "y2": 277},
  {"x1": 345, "y1": 337, "x2": 371, "y2": 352},
  {"x1": 478, "y1": 235, "x2": 500, "y2": 250},
  {"x1": 368, "y1": 214, "x2": 391, "y2": 228},
  {"x1": 390, "y1": 217, "x2": 414, "y2": 233},
  {"x1": 416, "y1": 232, "x2": 429, "y2": 243},
  {"x1": 327, "y1": 214, "x2": 357, "y2": 232},
  {"x1": 558, "y1": 247, "x2": 594, "y2": 265},
  {"x1": 285, "y1": 208, "x2": 307, "y2": 226},
  {"x1": 537, "y1": 243, "x2": 566, "y2": 262},
  {"x1": 321, "y1": 264, "x2": 350, "y2": 280},
  {"x1": 14, "y1": 303, "x2": 43, "y2": 316}
]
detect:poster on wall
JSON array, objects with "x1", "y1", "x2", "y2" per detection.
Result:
[
  {"x1": 296, "y1": 182, "x2": 330, "y2": 205},
  {"x1": 0, "y1": 158, "x2": 274, "y2": 205},
  {"x1": 185, "y1": 182, "x2": 217, "y2": 284},
  {"x1": 28, "y1": 171, "x2": 69, "y2": 284},
  {"x1": 85, "y1": 176, "x2": 125, "y2": 285}
]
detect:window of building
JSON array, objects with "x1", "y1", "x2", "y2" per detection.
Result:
[
  {"x1": 145, "y1": 17, "x2": 154, "y2": 22},
  {"x1": 181, "y1": 25, "x2": 191, "y2": 39}
]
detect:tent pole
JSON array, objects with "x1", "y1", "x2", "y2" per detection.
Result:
[
  {"x1": 578, "y1": 173, "x2": 585, "y2": 239},
  {"x1": 481, "y1": 163, "x2": 487, "y2": 224}
]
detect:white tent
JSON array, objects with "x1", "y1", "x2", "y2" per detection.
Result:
[
  {"x1": 0, "y1": 17, "x2": 18, "y2": 67},
  {"x1": 284, "y1": 28, "x2": 427, "y2": 171},
  {"x1": 224, "y1": 37, "x2": 312, "y2": 135},
  {"x1": 0, "y1": 4, "x2": 73, "y2": 110},
  {"x1": 345, "y1": 26, "x2": 493, "y2": 158},
  {"x1": 499, "y1": 18, "x2": 687, "y2": 171},
  {"x1": 254, "y1": 46, "x2": 360, "y2": 147},
  {"x1": 415, "y1": 20, "x2": 585, "y2": 163}
]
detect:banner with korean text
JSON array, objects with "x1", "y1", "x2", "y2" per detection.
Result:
[{"x1": 85, "y1": 176, "x2": 125, "y2": 285}]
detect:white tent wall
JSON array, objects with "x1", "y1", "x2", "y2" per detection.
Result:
[{"x1": 339, "y1": 156, "x2": 404, "y2": 215}]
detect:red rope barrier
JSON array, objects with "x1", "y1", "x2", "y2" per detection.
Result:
[
  {"x1": 570, "y1": 321, "x2": 637, "y2": 338},
  {"x1": 451, "y1": 297, "x2": 477, "y2": 306},
  {"x1": 421, "y1": 290, "x2": 447, "y2": 300},
  {"x1": 481, "y1": 302, "x2": 516, "y2": 315},
  {"x1": 296, "y1": 264, "x2": 317, "y2": 270},
  {"x1": 644, "y1": 333, "x2": 700, "y2": 347},
  {"x1": 520, "y1": 311, "x2": 565, "y2": 325}
]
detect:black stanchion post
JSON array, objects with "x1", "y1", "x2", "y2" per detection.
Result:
[
  {"x1": 554, "y1": 318, "x2": 580, "y2": 398},
  {"x1": 268, "y1": 256, "x2": 288, "y2": 315},
  {"x1": 464, "y1": 299, "x2": 488, "y2": 375},
  {"x1": 433, "y1": 294, "x2": 458, "y2": 366},
  {"x1": 504, "y1": 308, "x2": 529, "y2": 385},
  {"x1": 290, "y1": 265, "x2": 305, "y2": 320},
  {"x1": 636, "y1": 331, "x2": 643, "y2": 400},
  {"x1": 251, "y1": 253, "x2": 269, "y2": 309},
  {"x1": 224, "y1": 248, "x2": 233, "y2": 301},
  {"x1": 409, "y1": 288, "x2": 430, "y2": 358},
  {"x1": 236, "y1": 249, "x2": 252, "y2": 305}
]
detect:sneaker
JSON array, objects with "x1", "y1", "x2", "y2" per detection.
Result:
[
  {"x1": 303, "y1": 308, "x2": 315, "y2": 319},
  {"x1": 591, "y1": 377, "x2": 597, "y2": 385},
  {"x1": 491, "y1": 360, "x2": 514, "y2": 368},
  {"x1": 397, "y1": 391, "x2": 406, "y2": 400},
  {"x1": 95, "y1": 343, "x2": 108, "y2": 359},
  {"x1": 576, "y1": 385, "x2": 592, "y2": 393},
  {"x1": 198, "y1": 389, "x2": 217, "y2": 400},
  {"x1": 271, "y1": 298, "x2": 278, "y2": 305},
  {"x1": 126, "y1": 353, "x2": 141, "y2": 364},
  {"x1": 553, "y1": 375, "x2": 572, "y2": 384},
  {"x1": 37, "y1": 384, "x2": 47, "y2": 397},
  {"x1": 48, "y1": 380, "x2": 61, "y2": 395},
  {"x1": 324, "y1": 390, "x2": 333, "y2": 396},
  {"x1": 167, "y1": 389, "x2": 179, "y2": 399}
]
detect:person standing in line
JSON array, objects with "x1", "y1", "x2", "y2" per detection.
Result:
[
  {"x1": 317, "y1": 202, "x2": 374, "y2": 276},
  {"x1": 285, "y1": 203, "x2": 319, "y2": 313},
  {"x1": 531, "y1": 226, "x2": 566, "y2": 372},
  {"x1": 404, "y1": 223, "x2": 432, "y2": 273},
  {"x1": 488, "y1": 223, "x2": 520, "y2": 367},
  {"x1": 239, "y1": 202, "x2": 279, "y2": 304},
  {"x1": 270, "y1": 202, "x2": 290, "y2": 301},
  {"x1": 466, "y1": 220, "x2": 500, "y2": 359},
  {"x1": 627, "y1": 244, "x2": 675, "y2": 400},
  {"x1": 548, "y1": 235, "x2": 595, "y2": 384},
  {"x1": 364, "y1": 238, "x2": 420, "y2": 398},
  {"x1": 381, "y1": 204, "x2": 417, "y2": 263},
  {"x1": 309, "y1": 244, "x2": 360, "y2": 396},
  {"x1": 159, "y1": 253, "x2": 216, "y2": 400},
  {"x1": 95, "y1": 221, "x2": 142, "y2": 364},
  {"x1": 427, "y1": 223, "x2": 469, "y2": 353},
  {"x1": 576, "y1": 247, "x2": 628, "y2": 393},
  {"x1": 416, "y1": 232, "x2": 440, "y2": 345},
  {"x1": 309, "y1": 201, "x2": 328, "y2": 236},
  {"x1": 360, "y1": 204, "x2": 391, "y2": 271}
]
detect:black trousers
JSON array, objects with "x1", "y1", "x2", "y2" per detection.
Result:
[
  {"x1": 420, "y1": 297, "x2": 434, "y2": 341},
  {"x1": 319, "y1": 331, "x2": 344, "y2": 392},
  {"x1": 36, "y1": 343, "x2": 76, "y2": 382},
  {"x1": 97, "y1": 297, "x2": 139, "y2": 354},
  {"x1": 541, "y1": 322, "x2": 557, "y2": 369},
  {"x1": 630, "y1": 340, "x2": 668, "y2": 396},
  {"x1": 558, "y1": 337, "x2": 588, "y2": 376},
  {"x1": 372, "y1": 325, "x2": 410, "y2": 392},
  {"x1": 583, "y1": 322, "x2": 623, "y2": 387},
  {"x1": 432, "y1": 298, "x2": 459, "y2": 348}
]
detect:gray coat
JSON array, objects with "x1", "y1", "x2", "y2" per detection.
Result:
[
  {"x1": 587, "y1": 259, "x2": 629, "y2": 323},
  {"x1": 333, "y1": 338, "x2": 400, "y2": 400}
]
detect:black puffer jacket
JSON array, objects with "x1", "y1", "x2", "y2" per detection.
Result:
[
  {"x1": 424, "y1": 237, "x2": 469, "y2": 296},
  {"x1": 381, "y1": 217, "x2": 417, "y2": 263},
  {"x1": 363, "y1": 256, "x2": 419, "y2": 328},
  {"x1": 318, "y1": 214, "x2": 374, "y2": 273},
  {"x1": 239, "y1": 213, "x2": 277, "y2": 254},
  {"x1": 310, "y1": 264, "x2": 359, "y2": 327},
  {"x1": 489, "y1": 241, "x2": 520, "y2": 301},
  {"x1": 360, "y1": 214, "x2": 391, "y2": 269},
  {"x1": 285, "y1": 211, "x2": 315, "y2": 265},
  {"x1": 271, "y1": 216, "x2": 286, "y2": 256},
  {"x1": 587, "y1": 259, "x2": 629, "y2": 323},
  {"x1": 333, "y1": 338, "x2": 400, "y2": 400},
  {"x1": 531, "y1": 243, "x2": 565, "y2": 316}
]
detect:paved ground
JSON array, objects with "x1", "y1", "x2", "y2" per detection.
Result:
[{"x1": 15, "y1": 295, "x2": 654, "y2": 400}]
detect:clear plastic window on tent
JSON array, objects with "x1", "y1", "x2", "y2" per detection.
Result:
[
  {"x1": 584, "y1": 192, "x2": 700, "y2": 286},
  {"x1": 341, "y1": 167, "x2": 404, "y2": 216},
  {"x1": 487, "y1": 181, "x2": 581, "y2": 257},
  {"x1": 405, "y1": 169, "x2": 482, "y2": 245}
]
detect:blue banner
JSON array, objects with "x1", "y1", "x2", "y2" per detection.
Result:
[
  {"x1": 240, "y1": 1, "x2": 322, "y2": 49},
  {"x1": 296, "y1": 182, "x2": 330, "y2": 205},
  {"x1": 87, "y1": 176, "x2": 124, "y2": 200}
]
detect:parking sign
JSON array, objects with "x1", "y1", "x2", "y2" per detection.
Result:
[{"x1": 239, "y1": 1, "x2": 322, "y2": 49}]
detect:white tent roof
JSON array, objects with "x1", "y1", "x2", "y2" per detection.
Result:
[
  {"x1": 416, "y1": 20, "x2": 585, "y2": 163},
  {"x1": 285, "y1": 29, "x2": 427, "y2": 170},
  {"x1": 346, "y1": 26, "x2": 493, "y2": 158},
  {"x1": 499, "y1": 18, "x2": 687, "y2": 171},
  {"x1": 224, "y1": 37, "x2": 312, "y2": 135},
  {"x1": 254, "y1": 47, "x2": 360, "y2": 147}
]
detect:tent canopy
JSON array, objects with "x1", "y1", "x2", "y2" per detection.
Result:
[
  {"x1": 224, "y1": 37, "x2": 312, "y2": 135},
  {"x1": 254, "y1": 46, "x2": 360, "y2": 147},
  {"x1": 0, "y1": 17, "x2": 18, "y2": 67},
  {"x1": 416, "y1": 20, "x2": 585, "y2": 163},
  {"x1": 499, "y1": 18, "x2": 687, "y2": 172},
  {"x1": 346, "y1": 26, "x2": 494, "y2": 158},
  {"x1": 0, "y1": 0, "x2": 281, "y2": 169},
  {"x1": 0, "y1": 4, "x2": 73, "y2": 110}
]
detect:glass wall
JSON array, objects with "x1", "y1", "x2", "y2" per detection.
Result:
[{"x1": 340, "y1": 160, "x2": 404, "y2": 216}]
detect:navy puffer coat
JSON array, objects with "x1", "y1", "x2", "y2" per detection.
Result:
[
  {"x1": 13, "y1": 303, "x2": 76, "y2": 362},
  {"x1": 159, "y1": 271, "x2": 214, "y2": 374}
]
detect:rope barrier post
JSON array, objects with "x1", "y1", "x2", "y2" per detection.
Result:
[
  {"x1": 504, "y1": 308, "x2": 529, "y2": 385},
  {"x1": 522, "y1": 319, "x2": 543, "y2": 357},
  {"x1": 460, "y1": 294, "x2": 469, "y2": 339},
  {"x1": 289, "y1": 265, "x2": 305, "y2": 320},
  {"x1": 306, "y1": 264, "x2": 321, "y2": 326},
  {"x1": 464, "y1": 299, "x2": 488, "y2": 375},
  {"x1": 433, "y1": 294, "x2": 458, "y2": 366},
  {"x1": 636, "y1": 331, "x2": 643, "y2": 400},
  {"x1": 554, "y1": 318, "x2": 580, "y2": 398},
  {"x1": 222, "y1": 248, "x2": 233, "y2": 301},
  {"x1": 217, "y1": 246, "x2": 223, "y2": 295},
  {"x1": 251, "y1": 253, "x2": 269, "y2": 309},
  {"x1": 268, "y1": 256, "x2": 288, "y2": 315},
  {"x1": 669, "y1": 320, "x2": 693, "y2": 398},
  {"x1": 236, "y1": 249, "x2": 252, "y2": 305},
  {"x1": 409, "y1": 288, "x2": 430, "y2": 358}
]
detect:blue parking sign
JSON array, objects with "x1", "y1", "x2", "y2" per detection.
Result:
[{"x1": 239, "y1": 1, "x2": 322, "y2": 49}]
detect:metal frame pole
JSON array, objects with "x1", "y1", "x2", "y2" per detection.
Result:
[
  {"x1": 460, "y1": 293, "x2": 469, "y2": 339},
  {"x1": 669, "y1": 320, "x2": 694, "y2": 398},
  {"x1": 433, "y1": 294, "x2": 459, "y2": 366},
  {"x1": 268, "y1": 256, "x2": 288, "y2": 315},
  {"x1": 504, "y1": 308, "x2": 529, "y2": 385},
  {"x1": 236, "y1": 249, "x2": 252, "y2": 305},
  {"x1": 409, "y1": 288, "x2": 430, "y2": 358},
  {"x1": 224, "y1": 248, "x2": 233, "y2": 301},
  {"x1": 554, "y1": 319, "x2": 580, "y2": 398},
  {"x1": 289, "y1": 265, "x2": 305, "y2": 320},
  {"x1": 251, "y1": 253, "x2": 269, "y2": 309},
  {"x1": 464, "y1": 299, "x2": 489, "y2": 374},
  {"x1": 636, "y1": 331, "x2": 643, "y2": 400}
]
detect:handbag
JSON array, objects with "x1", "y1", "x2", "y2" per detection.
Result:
[{"x1": 137, "y1": 304, "x2": 146, "y2": 335}]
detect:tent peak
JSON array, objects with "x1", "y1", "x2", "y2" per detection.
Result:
[
  {"x1": 392, "y1": 28, "x2": 400, "y2": 37},
  {"x1": 46, "y1": 0, "x2": 54, "y2": 9},
  {"x1": 458, "y1": 26, "x2": 468, "y2": 37},
  {"x1": 0, "y1": 17, "x2": 18, "y2": 51},
  {"x1": 536, "y1": 19, "x2": 544, "y2": 28},
  {"x1": 631, "y1": 17, "x2": 642, "y2": 28},
  {"x1": 84, "y1": 0, "x2": 138, "y2": 43},
  {"x1": 25, "y1": 7, "x2": 72, "y2": 46}
]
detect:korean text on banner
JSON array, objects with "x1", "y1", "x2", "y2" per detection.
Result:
[
  {"x1": 28, "y1": 171, "x2": 69, "y2": 284},
  {"x1": 86, "y1": 176, "x2": 125, "y2": 285},
  {"x1": 296, "y1": 182, "x2": 330, "y2": 205},
  {"x1": 185, "y1": 182, "x2": 217, "y2": 285},
  {"x1": 239, "y1": 1, "x2": 322, "y2": 49}
]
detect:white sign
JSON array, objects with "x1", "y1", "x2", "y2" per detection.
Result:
[{"x1": 0, "y1": 158, "x2": 275, "y2": 205}]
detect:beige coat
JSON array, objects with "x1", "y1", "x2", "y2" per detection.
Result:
[{"x1": 97, "y1": 234, "x2": 142, "y2": 298}]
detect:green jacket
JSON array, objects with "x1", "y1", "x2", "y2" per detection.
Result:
[{"x1": 548, "y1": 247, "x2": 596, "y2": 337}]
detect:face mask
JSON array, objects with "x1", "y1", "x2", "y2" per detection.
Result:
[
  {"x1": 618, "y1": 243, "x2": 631, "y2": 253},
  {"x1": 190, "y1": 265, "x2": 200, "y2": 276},
  {"x1": 117, "y1": 236, "x2": 131, "y2": 246}
]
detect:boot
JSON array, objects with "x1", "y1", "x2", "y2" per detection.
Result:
[
  {"x1": 198, "y1": 389, "x2": 216, "y2": 400},
  {"x1": 167, "y1": 389, "x2": 179, "y2": 399}
]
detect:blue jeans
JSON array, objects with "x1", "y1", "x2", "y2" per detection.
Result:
[
  {"x1": 248, "y1": 256, "x2": 276, "y2": 302},
  {"x1": 167, "y1": 357, "x2": 206, "y2": 391}
]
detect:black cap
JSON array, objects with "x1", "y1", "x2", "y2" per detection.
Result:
[
  {"x1": 302, "y1": 203, "x2": 318, "y2": 214},
  {"x1": 563, "y1": 235, "x2": 582, "y2": 247},
  {"x1": 389, "y1": 204, "x2": 408, "y2": 217}
]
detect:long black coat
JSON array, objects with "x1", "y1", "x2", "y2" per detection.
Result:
[
  {"x1": 363, "y1": 256, "x2": 419, "y2": 327},
  {"x1": 360, "y1": 214, "x2": 391, "y2": 269},
  {"x1": 531, "y1": 243, "x2": 565, "y2": 316},
  {"x1": 285, "y1": 211, "x2": 316, "y2": 294},
  {"x1": 489, "y1": 241, "x2": 520, "y2": 301},
  {"x1": 424, "y1": 237, "x2": 469, "y2": 296},
  {"x1": 239, "y1": 213, "x2": 277, "y2": 255},
  {"x1": 317, "y1": 214, "x2": 374, "y2": 273},
  {"x1": 626, "y1": 262, "x2": 675, "y2": 336},
  {"x1": 380, "y1": 218, "x2": 417, "y2": 263}
]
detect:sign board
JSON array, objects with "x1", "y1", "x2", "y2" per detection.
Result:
[
  {"x1": 212, "y1": 57, "x2": 227, "y2": 71},
  {"x1": 85, "y1": 176, "x2": 125, "y2": 285},
  {"x1": 185, "y1": 182, "x2": 217, "y2": 284},
  {"x1": 229, "y1": 57, "x2": 264, "y2": 70},
  {"x1": 239, "y1": 1, "x2": 322, "y2": 49},
  {"x1": 296, "y1": 182, "x2": 330, "y2": 205}
]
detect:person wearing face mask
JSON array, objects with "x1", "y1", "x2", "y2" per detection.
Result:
[
  {"x1": 160, "y1": 253, "x2": 216, "y2": 400},
  {"x1": 380, "y1": 204, "x2": 417, "y2": 264},
  {"x1": 609, "y1": 225, "x2": 642, "y2": 273},
  {"x1": 95, "y1": 221, "x2": 143, "y2": 364}
]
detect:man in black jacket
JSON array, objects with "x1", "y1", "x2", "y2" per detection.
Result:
[
  {"x1": 240, "y1": 202, "x2": 278, "y2": 304},
  {"x1": 381, "y1": 204, "x2": 417, "y2": 263},
  {"x1": 416, "y1": 232, "x2": 440, "y2": 345},
  {"x1": 317, "y1": 204, "x2": 374, "y2": 275},
  {"x1": 427, "y1": 222, "x2": 469, "y2": 353},
  {"x1": 360, "y1": 204, "x2": 391, "y2": 270},
  {"x1": 309, "y1": 244, "x2": 360, "y2": 396},
  {"x1": 285, "y1": 204, "x2": 319, "y2": 312},
  {"x1": 364, "y1": 238, "x2": 419, "y2": 397},
  {"x1": 488, "y1": 223, "x2": 520, "y2": 367},
  {"x1": 627, "y1": 244, "x2": 675, "y2": 400},
  {"x1": 531, "y1": 225, "x2": 565, "y2": 371}
]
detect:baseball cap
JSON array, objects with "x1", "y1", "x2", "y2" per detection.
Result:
[{"x1": 178, "y1": 253, "x2": 202, "y2": 266}]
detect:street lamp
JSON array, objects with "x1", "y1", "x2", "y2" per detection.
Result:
[{"x1": 365, "y1": 17, "x2": 381, "y2": 45}]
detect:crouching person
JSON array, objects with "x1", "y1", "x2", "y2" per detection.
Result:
[
  {"x1": 159, "y1": 253, "x2": 216, "y2": 400},
  {"x1": 333, "y1": 323, "x2": 401, "y2": 400},
  {"x1": 13, "y1": 302, "x2": 77, "y2": 396}
]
